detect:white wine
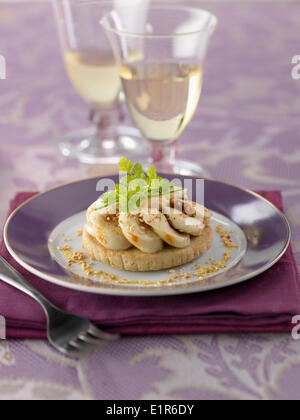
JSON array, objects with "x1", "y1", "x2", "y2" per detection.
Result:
[
  {"x1": 64, "y1": 50, "x2": 121, "y2": 107},
  {"x1": 120, "y1": 62, "x2": 203, "y2": 142}
]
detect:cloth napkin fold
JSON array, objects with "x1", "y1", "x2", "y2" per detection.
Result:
[{"x1": 1, "y1": 191, "x2": 299, "y2": 339}]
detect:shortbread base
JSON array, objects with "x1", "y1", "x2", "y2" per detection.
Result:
[{"x1": 82, "y1": 225, "x2": 213, "y2": 272}]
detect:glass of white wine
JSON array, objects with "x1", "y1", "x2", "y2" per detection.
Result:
[
  {"x1": 101, "y1": 4, "x2": 217, "y2": 175},
  {"x1": 53, "y1": 0, "x2": 145, "y2": 165}
]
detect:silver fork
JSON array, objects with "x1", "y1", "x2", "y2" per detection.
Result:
[{"x1": 0, "y1": 255, "x2": 119, "y2": 356}]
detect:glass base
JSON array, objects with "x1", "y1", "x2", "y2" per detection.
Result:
[
  {"x1": 145, "y1": 141, "x2": 210, "y2": 177},
  {"x1": 141, "y1": 159, "x2": 210, "y2": 177},
  {"x1": 59, "y1": 126, "x2": 209, "y2": 176},
  {"x1": 59, "y1": 125, "x2": 146, "y2": 165}
]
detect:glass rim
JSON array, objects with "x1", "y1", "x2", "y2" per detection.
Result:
[{"x1": 100, "y1": 6, "x2": 218, "y2": 39}]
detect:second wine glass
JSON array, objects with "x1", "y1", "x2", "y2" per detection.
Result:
[{"x1": 53, "y1": 0, "x2": 145, "y2": 165}]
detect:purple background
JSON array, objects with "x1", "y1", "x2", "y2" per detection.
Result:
[{"x1": 0, "y1": 0, "x2": 300, "y2": 400}]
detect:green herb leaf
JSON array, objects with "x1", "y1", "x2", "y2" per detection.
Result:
[{"x1": 94, "y1": 158, "x2": 178, "y2": 213}]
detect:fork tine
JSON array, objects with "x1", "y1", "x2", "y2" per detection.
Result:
[
  {"x1": 88, "y1": 325, "x2": 120, "y2": 341},
  {"x1": 78, "y1": 333, "x2": 103, "y2": 345},
  {"x1": 59, "y1": 345, "x2": 81, "y2": 358},
  {"x1": 68, "y1": 339, "x2": 87, "y2": 350}
]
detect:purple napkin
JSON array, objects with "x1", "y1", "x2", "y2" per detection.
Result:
[{"x1": 1, "y1": 191, "x2": 299, "y2": 339}]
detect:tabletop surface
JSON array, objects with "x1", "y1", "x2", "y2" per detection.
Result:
[{"x1": 0, "y1": 0, "x2": 300, "y2": 400}]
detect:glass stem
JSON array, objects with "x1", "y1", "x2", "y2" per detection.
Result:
[
  {"x1": 89, "y1": 103, "x2": 124, "y2": 146},
  {"x1": 149, "y1": 141, "x2": 177, "y2": 173}
]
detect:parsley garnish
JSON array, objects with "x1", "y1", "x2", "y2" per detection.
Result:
[{"x1": 95, "y1": 158, "x2": 181, "y2": 213}]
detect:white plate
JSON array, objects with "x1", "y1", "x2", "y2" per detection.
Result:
[{"x1": 48, "y1": 210, "x2": 247, "y2": 295}]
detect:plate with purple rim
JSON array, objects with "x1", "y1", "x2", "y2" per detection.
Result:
[{"x1": 4, "y1": 176, "x2": 290, "y2": 296}]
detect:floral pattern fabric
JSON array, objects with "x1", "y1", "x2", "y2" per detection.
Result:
[{"x1": 0, "y1": 0, "x2": 300, "y2": 400}]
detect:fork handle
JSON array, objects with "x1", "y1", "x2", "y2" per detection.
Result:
[{"x1": 0, "y1": 256, "x2": 55, "y2": 313}]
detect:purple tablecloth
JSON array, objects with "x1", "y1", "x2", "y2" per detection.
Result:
[{"x1": 0, "y1": 0, "x2": 300, "y2": 400}]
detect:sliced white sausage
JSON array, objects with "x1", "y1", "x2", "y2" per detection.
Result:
[
  {"x1": 142, "y1": 210, "x2": 190, "y2": 248},
  {"x1": 119, "y1": 213, "x2": 163, "y2": 254},
  {"x1": 164, "y1": 207, "x2": 204, "y2": 236},
  {"x1": 86, "y1": 202, "x2": 132, "y2": 250}
]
